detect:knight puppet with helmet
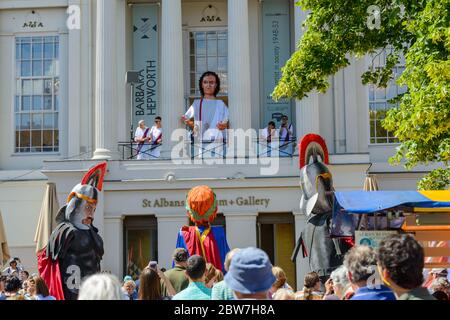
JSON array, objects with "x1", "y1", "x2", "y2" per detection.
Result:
[
  {"x1": 176, "y1": 185, "x2": 230, "y2": 272},
  {"x1": 37, "y1": 162, "x2": 107, "y2": 300},
  {"x1": 292, "y1": 134, "x2": 352, "y2": 283}
]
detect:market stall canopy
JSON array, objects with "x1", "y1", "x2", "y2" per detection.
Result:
[{"x1": 334, "y1": 190, "x2": 450, "y2": 214}]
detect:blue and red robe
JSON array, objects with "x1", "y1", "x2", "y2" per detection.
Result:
[{"x1": 176, "y1": 225, "x2": 230, "y2": 272}]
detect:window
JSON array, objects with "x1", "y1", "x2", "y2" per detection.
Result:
[
  {"x1": 369, "y1": 48, "x2": 406, "y2": 144},
  {"x1": 189, "y1": 31, "x2": 228, "y2": 97},
  {"x1": 15, "y1": 36, "x2": 60, "y2": 153}
]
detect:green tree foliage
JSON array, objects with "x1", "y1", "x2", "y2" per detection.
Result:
[{"x1": 273, "y1": 0, "x2": 449, "y2": 189}]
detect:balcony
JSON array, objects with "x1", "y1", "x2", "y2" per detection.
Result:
[{"x1": 118, "y1": 137, "x2": 299, "y2": 161}]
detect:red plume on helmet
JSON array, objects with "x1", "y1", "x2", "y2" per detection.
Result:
[
  {"x1": 81, "y1": 162, "x2": 107, "y2": 191},
  {"x1": 299, "y1": 134, "x2": 329, "y2": 169}
]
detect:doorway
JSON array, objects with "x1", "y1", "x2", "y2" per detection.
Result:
[
  {"x1": 123, "y1": 215, "x2": 158, "y2": 280},
  {"x1": 257, "y1": 212, "x2": 297, "y2": 289}
]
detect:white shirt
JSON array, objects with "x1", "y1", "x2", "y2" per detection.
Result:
[
  {"x1": 261, "y1": 127, "x2": 278, "y2": 141},
  {"x1": 279, "y1": 123, "x2": 293, "y2": 141},
  {"x1": 134, "y1": 126, "x2": 149, "y2": 142},
  {"x1": 149, "y1": 126, "x2": 162, "y2": 144},
  {"x1": 184, "y1": 99, "x2": 229, "y2": 141}
]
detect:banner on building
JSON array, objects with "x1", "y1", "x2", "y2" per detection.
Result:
[
  {"x1": 132, "y1": 4, "x2": 159, "y2": 127},
  {"x1": 262, "y1": 0, "x2": 291, "y2": 127}
]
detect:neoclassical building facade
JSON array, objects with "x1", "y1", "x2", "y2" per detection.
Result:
[{"x1": 0, "y1": 0, "x2": 440, "y2": 289}]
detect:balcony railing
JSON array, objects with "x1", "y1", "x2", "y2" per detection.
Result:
[{"x1": 118, "y1": 137, "x2": 298, "y2": 160}]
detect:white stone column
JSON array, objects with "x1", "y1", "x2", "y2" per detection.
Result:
[
  {"x1": 161, "y1": 0, "x2": 184, "y2": 158},
  {"x1": 293, "y1": 211, "x2": 310, "y2": 291},
  {"x1": 224, "y1": 212, "x2": 257, "y2": 249},
  {"x1": 155, "y1": 215, "x2": 187, "y2": 270},
  {"x1": 228, "y1": 0, "x2": 252, "y2": 131},
  {"x1": 103, "y1": 216, "x2": 124, "y2": 276},
  {"x1": 294, "y1": 3, "x2": 320, "y2": 140},
  {"x1": 67, "y1": 0, "x2": 81, "y2": 158},
  {"x1": 93, "y1": 0, "x2": 117, "y2": 159}
]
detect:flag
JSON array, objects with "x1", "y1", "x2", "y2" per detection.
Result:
[
  {"x1": 127, "y1": 244, "x2": 141, "y2": 280},
  {"x1": 137, "y1": 237, "x2": 145, "y2": 270}
]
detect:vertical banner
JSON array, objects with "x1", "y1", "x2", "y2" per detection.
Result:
[
  {"x1": 262, "y1": 0, "x2": 291, "y2": 127},
  {"x1": 132, "y1": 4, "x2": 159, "y2": 127}
]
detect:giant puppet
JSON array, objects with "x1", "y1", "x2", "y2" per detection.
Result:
[
  {"x1": 37, "y1": 163, "x2": 107, "y2": 300},
  {"x1": 176, "y1": 185, "x2": 230, "y2": 272},
  {"x1": 291, "y1": 134, "x2": 351, "y2": 282}
]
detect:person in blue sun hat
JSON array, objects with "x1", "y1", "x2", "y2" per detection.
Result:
[{"x1": 224, "y1": 247, "x2": 276, "y2": 300}]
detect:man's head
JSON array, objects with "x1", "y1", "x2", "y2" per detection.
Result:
[
  {"x1": 185, "y1": 255, "x2": 206, "y2": 282},
  {"x1": 19, "y1": 270, "x2": 29, "y2": 281},
  {"x1": 172, "y1": 248, "x2": 189, "y2": 267},
  {"x1": 9, "y1": 259, "x2": 17, "y2": 269},
  {"x1": 123, "y1": 280, "x2": 136, "y2": 295},
  {"x1": 378, "y1": 234, "x2": 424, "y2": 291},
  {"x1": 430, "y1": 268, "x2": 448, "y2": 279},
  {"x1": 268, "y1": 121, "x2": 276, "y2": 130},
  {"x1": 281, "y1": 115, "x2": 288, "y2": 124},
  {"x1": 155, "y1": 116, "x2": 162, "y2": 128},
  {"x1": 199, "y1": 71, "x2": 221, "y2": 97},
  {"x1": 224, "y1": 247, "x2": 276, "y2": 299},
  {"x1": 343, "y1": 245, "x2": 377, "y2": 287},
  {"x1": 138, "y1": 120, "x2": 145, "y2": 129},
  {"x1": 5, "y1": 276, "x2": 22, "y2": 294}
]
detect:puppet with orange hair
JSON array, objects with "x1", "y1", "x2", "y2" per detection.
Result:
[{"x1": 176, "y1": 185, "x2": 230, "y2": 272}]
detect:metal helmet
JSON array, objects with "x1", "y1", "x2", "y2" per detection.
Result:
[
  {"x1": 55, "y1": 162, "x2": 107, "y2": 230},
  {"x1": 298, "y1": 134, "x2": 334, "y2": 216}
]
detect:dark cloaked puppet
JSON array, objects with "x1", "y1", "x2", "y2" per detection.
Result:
[
  {"x1": 37, "y1": 162, "x2": 107, "y2": 300},
  {"x1": 291, "y1": 134, "x2": 352, "y2": 283}
]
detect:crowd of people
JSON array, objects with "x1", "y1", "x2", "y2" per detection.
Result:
[
  {"x1": 1, "y1": 258, "x2": 56, "y2": 300},
  {"x1": 1, "y1": 234, "x2": 449, "y2": 300}
]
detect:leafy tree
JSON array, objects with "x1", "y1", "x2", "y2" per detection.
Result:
[{"x1": 273, "y1": 0, "x2": 450, "y2": 189}]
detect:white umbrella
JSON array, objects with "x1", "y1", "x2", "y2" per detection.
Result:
[
  {"x1": 34, "y1": 182, "x2": 59, "y2": 253},
  {"x1": 0, "y1": 209, "x2": 11, "y2": 266}
]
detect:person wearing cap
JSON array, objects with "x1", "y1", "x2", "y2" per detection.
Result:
[
  {"x1": 172, "y1": 255, "x2": 211, "y2": 300},
  {"x1": 224, "y1": 247, "x2": 276, "y2": 300},
  {"x1": 162, "y1": 248, "x2": 189, "y2": 294},
  {"x1": 2, "y1": 258, "x2": 23, "y2": 275},
  {"x1": 430, "y1": 268, "x2": 448, "y2": 280}
]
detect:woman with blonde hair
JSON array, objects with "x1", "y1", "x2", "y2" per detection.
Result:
[
  {"x1": 269, "y1": 266, "x2": 293, "y2": 299},
  {"x1": 295, "y1": 272, "x2": 323, "y2": 300},
  {"x1": 205, "y1": 263, "x2": 222, "y2": 288}
]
